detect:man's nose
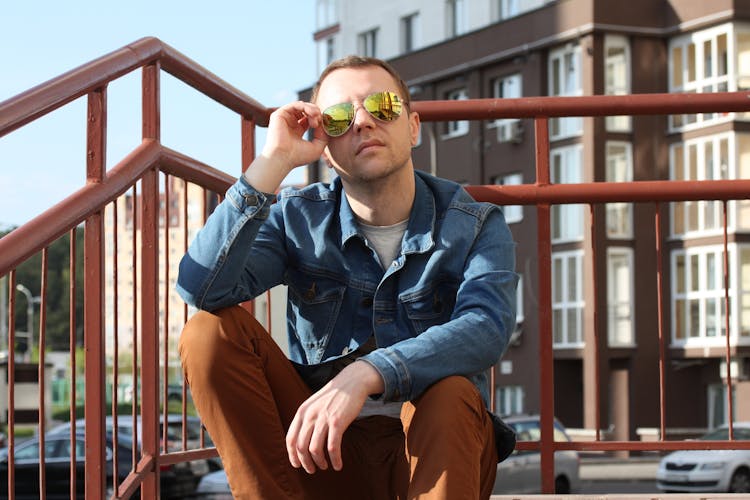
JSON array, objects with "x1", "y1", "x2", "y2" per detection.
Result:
[{"x1": 352, "y1": 105, "x2": 375, "y2": 132}]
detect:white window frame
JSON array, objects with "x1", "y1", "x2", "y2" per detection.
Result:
[
  {"x1": 400, "y1": 12, "x2": 421, "y2": 54},
  {"x1": 670, "y1": 244, "x2": 750, "y2": 347},
  {"x1": 549, "y1": 43, "x2": 583, "y2": 140},
  {"x1": 358, "y1": 28, "x2": 378, "y2": 58},
  {"x1": 552, "y1": 250, "x2": 585, "y2": 348},
  {"x1": 446, "y1": 0, "x2": 467, "y2": 37},
  {"x1": 490, "y1": 73, "x2": 523, "y2": 143},
  {"x1": 551, "y1": 144, "x2": 584, "y2": 243},
  {"x1": 495, "y1": 385, "x2": 524, "y2": 416},
  {"x1": 708, "y1": 383, "x2": 737, "y2": 429},
  {"x1": 317, "y1": 36, "x2": 337, "y2": 75},
  {"x1": 316, "y1": 0, "x2": 337, "y2": 30},
  {"x1": 607, "y1": 247, "x2": 635, "y2": 347},
  {"x1": 605, "y1": 141, "x2": 633, "y2": 239},
  {"x1": 668, "y1": 23, "x2": 735, "y2": 131},
  {"x1": 444, "y1": 88, "x2": 470, "y2": 138},
  {"x1": 670, "y1": 133, "x2": 734, "y2": 238},
  {"x1": 604, "y1": 34, "x2": 632, "y2": 132},
  {"x1": 493, "y1": 172, "x2": 523, "y2": 224}
]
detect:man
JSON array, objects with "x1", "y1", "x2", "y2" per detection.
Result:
[{"x1": 177, "y1": 56, "x2": 518, "y2": 499}]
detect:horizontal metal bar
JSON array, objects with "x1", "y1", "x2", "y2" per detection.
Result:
[
  {"x1": 466, "y1": 178, "x2": 750, "y2": 205},
  {"x1": 0, "y1": 139, "x2": 160, "y2": 276},
  {"x1": 0, "y1": 37, "x2": 272, "y2": 139},
  {"x1": 413, "y1": 91, "x2": 750, "y2": 120},
  {"x1": 158, "y1": 447, "x2": 220, "y2": 466},
  {"x1": 516, "y1": 440, "x2": 750, "y2": 452},
  {"x1": 160, "y1": 146, "x2": 236, "y2": 193}
]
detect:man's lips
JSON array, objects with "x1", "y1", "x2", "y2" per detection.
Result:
[{"x1": 356, "y1": 139, "x2": 384, "y2": 155}]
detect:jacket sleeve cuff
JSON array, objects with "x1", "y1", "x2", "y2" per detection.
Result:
[
  {"x1": 225, "y1": 175, "x2": 276, "y2": 219},
  {"x1": 359, "y1": 350, "x2": 410, "y2": 402}
]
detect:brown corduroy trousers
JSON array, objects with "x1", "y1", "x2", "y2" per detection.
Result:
[{"x1": 179, "y1": 305, "x2": 497, "y2": 499}]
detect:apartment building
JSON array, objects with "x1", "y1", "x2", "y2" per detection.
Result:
[{"x1": 309, "y1": 0, "x2": 750, "y2": 442}]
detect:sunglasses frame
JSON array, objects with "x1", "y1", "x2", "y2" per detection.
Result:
[{"x1": 321, "y1": 91, "x2": 404, "y2": 137}]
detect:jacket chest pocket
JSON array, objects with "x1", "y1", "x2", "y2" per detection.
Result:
[
  {"x1": 401, "y1": 280, "x2": 459, "y2": 335},
  {"x1": 287, "y1": 269, "x2": 346, "y2": 362}
]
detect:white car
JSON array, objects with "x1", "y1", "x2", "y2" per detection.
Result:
[
  {"x1": 493, "y1": 415, "x2": 580, "y2": 494},
  {"x1": 656, "y1": 422, "x2": 750, "y2": 493}
]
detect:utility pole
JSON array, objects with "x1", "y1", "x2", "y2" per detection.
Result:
[
  {"x1": 0, "y1": 275, "x2": 6, "y2": 354},
  {"x1": 15, "y1": 284, "x2": 39, "y2": 362}
]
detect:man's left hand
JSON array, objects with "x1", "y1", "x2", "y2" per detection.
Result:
[{"x1": 285, "y1": 360, "x2": 384, "y2": 473}]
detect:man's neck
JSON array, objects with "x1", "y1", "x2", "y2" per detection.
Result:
[{"x1": 343, "y1": 171, "x2": 416, "y2": 226}]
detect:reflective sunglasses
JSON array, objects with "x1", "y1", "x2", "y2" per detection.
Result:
[{"x1": 321, "y1": 91, "x2": 404, "y2": 137}]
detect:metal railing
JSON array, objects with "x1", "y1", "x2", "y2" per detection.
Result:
[{"x1": 1, "y1": 37, "x2": 750, "y2": 498}]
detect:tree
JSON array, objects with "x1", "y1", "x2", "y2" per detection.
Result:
[{"x1": 2, "y1": 227, "x2": 85, "y2": 353}]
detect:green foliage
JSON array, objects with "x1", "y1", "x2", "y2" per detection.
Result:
[{"x1": 2, "y1": 226, "x2": 85, "y2": 352}]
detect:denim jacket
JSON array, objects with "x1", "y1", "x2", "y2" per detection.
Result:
[{"x1": 177, "y1": 170, "x2": 518, "y2": 407}]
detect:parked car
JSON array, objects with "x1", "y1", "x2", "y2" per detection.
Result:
[
  {"x1": 48, "y1": 415, "x2": 212, "y2": 496},
  {"x1": 0, "y1": 431, "x2": 119, "y2": 499},
  {"x1": 656, "y1": 422, "x2": 750, "y2": 493},
  {"x1": 493, "y1": 414, "x2": 580, "y2": 494},
  {"x1": 195, "y1": 468, "x2": 233, "y2": 499}
]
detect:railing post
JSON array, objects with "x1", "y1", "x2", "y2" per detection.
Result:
[
  {"x1": 534, "y1": 116, "x2": 556, "y2": 495},
  {"x1": 84, "y1": 85, "x2": 107, "y2": 499},
  {"x1": 141, "y1": 61, "x2": 161, "y2": 499},
  {"x1": 241, "y1": 116, "x2": 256, "y2": 316}
]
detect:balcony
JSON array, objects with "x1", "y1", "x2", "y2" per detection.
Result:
[{"x1": 1, "y1": 37, "x2": 750, "y2": 498}]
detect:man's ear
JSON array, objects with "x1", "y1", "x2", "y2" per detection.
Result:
[
  {"x1": 321, "y1": 148, "x2": 333, "y2": 167},
  {"x1": 409, "y1": 111, "x2": 421, "y2": 147}
]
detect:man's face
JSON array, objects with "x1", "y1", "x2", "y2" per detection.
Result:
[{"x1": 315, "y1": 66, "x2": 420, "y2": 185}]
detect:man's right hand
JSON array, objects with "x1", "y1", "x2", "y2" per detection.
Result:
[{"x1": 244, "y1": 101, "x2": 329, "y2": 194}]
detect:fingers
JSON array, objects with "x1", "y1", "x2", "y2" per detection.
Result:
[{"x1": 286, "y1": 403, "x2": 331, "y2": 474}]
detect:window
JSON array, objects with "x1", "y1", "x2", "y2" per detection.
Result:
[
  {"x1": 605, "y1": 35, "x2": 631, "y2": 131},
  {"x1": 551, "y1": 145, "x2": 583, "y2": 243},
  {"x1": 446, "y1": 0, "x2": 467, "y2": 37},
  {"x1": 552, "y1": 250, "x2": 584, "y2": 347},
  {"x1": 493, "y1": 173, "x2": 523, "y2": 224},
  {"x1": 497, "y1": 0, "x2": 549, "y2": 20},
  {"x1": 708, "y1": 383, "x2": 736, "y2": 429},
  {"x1": 444, "y1": 88, "x2": 469, "y2": 137},
  {"x1": 316, "y1": 0, "x2": 337, "y2": 30},
  {"x1": 317, "y1": 37, "x2": 336, "y2": 74},
  {"x1": 670, "y1": 134, "x2": 731, "y2": 237},
  {"x1": 516, "y1": 274, "x2": 524, "y2": 325},
  {"x1": 607, "y1": 248, "x2": 634, "y2": 346},
  {"x1": 669, "y1": 25, "x2": 732, "y2": 129},
  {"x1": 549, "y1": 43, "x2": 583, "y2": 140},
  {"x1": 491, "y1": 73, "x2": 523, "y2": 143},
  {"x1": 672, "y1": 246, "x2": 728, "y2": 344},
  {"x1": 496, "y1": 385, "x2": 524, "y2": 416},
  {"x1": 358, "y1": 29, "x2": 378, "y2": 57},
  {"x1": 605, "y1": 141, "x2": 633, "y2": 238},
  {"x1": 401, "y1": 13, "x2": 420, "y2": 54}
]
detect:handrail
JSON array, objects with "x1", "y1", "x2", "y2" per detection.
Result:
[
  {"x1": 0, "y1": 142, "x2": 234, "y2": 277},
  {"x1": 0, "y1": 37, "x2": 272, "y2": 139},
  {"x1": 412, "y1": 90, "x2": 750, "y2": 120}
]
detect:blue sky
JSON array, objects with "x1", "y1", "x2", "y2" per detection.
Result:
[{"x1": 0, "y1": 0, "x2": 316, "y2": 229}]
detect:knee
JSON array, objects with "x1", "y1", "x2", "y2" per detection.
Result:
[
  {"x1": 409, "y1": 376, "x2": 485, "y2": 425},
  {"x1": 178, "y1": 309, "x2": 222, "y2": 362}
]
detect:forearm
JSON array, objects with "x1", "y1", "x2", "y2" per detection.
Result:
[{"x1": 176, "y1": 176, "x2": 275, "y2": 310}]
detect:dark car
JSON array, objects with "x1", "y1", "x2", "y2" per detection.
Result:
[
  {"x1": 0, "y1": 433, "x2": 114, "y2": 499},
  {"x1": 48, "y1": 416, "x2": 209, "y2": 497}
]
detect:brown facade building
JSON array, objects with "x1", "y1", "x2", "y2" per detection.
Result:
[{"x1": 307, "y1": 0, "x2": 750, "y2": 441}]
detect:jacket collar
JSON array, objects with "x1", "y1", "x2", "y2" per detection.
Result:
[{"x1": 338, "y1": 172, "x2": 435, "y2": 255}]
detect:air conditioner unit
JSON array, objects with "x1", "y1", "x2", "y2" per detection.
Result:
[
  {"x1": 720, "y1": 358, "x2": 749, "y2": 381},
  {"x1": 496, "y1": 119, "x2": 524, "y2": 144}
]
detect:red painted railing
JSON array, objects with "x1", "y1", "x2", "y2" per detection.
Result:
[{"x1": 2, "y1": 37, "x2": 750, "y2": 498}]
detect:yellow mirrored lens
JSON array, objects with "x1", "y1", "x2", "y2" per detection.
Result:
[
  {"x1": 364, "y1": 91, "x2": 403, "y2": 121},
  {"x1": 322, "y1": 103, "x2": 354, "y2": 136}
]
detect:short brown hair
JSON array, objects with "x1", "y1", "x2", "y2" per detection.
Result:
[{"x1": 310, "y1": 55, "x2": 411, "y2": 106}]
